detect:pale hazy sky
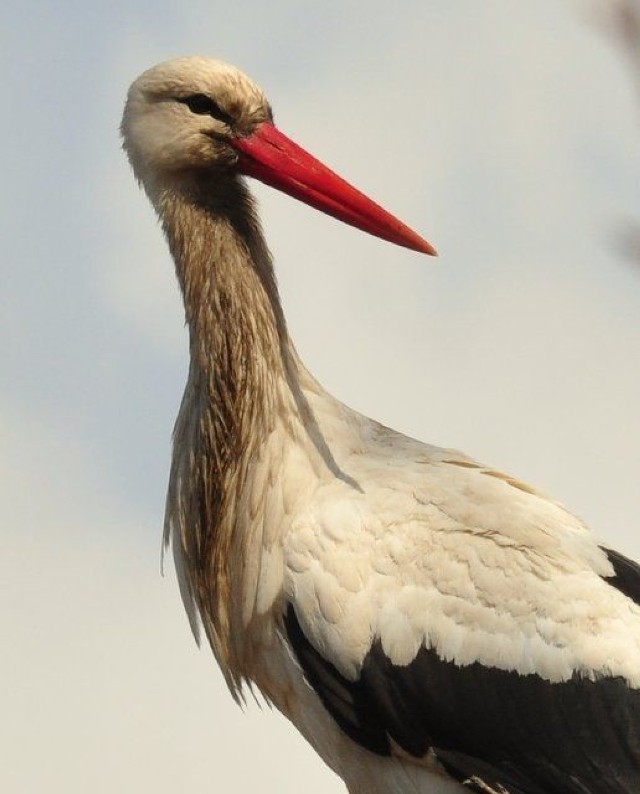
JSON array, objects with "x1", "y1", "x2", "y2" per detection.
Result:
[{"x1": 3, "y1": 1, "x2": 640, "y2": 792}]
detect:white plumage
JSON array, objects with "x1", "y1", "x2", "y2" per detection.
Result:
[{"x1": 122, "y1": 56, "x2": 640, "y2": 794}]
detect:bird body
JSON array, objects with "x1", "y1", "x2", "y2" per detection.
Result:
[{"x1": 122, "y1": 57, "x2": 640, "y2": 793}]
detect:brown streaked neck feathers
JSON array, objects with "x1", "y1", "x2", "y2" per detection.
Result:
[
  {"x1": 159, "y1": 173, "x2": 289, "y2": 687},
  {"x1": 158, "y1": 172, "x2": 357, "y2": 693},
  {"x1": 158, "y1": 172, "x2": 286, "y2": 361}
]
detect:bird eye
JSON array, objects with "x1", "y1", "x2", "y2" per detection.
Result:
[{"x1": 178, "y1": 94, "x2": 233, "y2": 125}]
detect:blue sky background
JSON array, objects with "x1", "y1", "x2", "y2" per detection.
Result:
[{"x1": 4, "y1": 1, "x2": 640, "y2": 791}]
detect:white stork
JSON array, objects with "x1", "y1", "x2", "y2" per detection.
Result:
[{"x1": 121, "y1": 57, "x2": 640, "y2": 794}]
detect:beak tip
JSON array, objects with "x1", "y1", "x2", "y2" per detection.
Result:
[{"x1": 415, "y1": 239, "x2": 438, "y2": 257}]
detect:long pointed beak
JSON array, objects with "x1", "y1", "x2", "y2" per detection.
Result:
[{"x1": 230, "y1": 122, "x2": 437, "y2": 256}]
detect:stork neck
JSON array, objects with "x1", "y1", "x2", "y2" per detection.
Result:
[
  {"x1": 156, "y1": 174, "x2": 358, "y2": 489},
  {"x1": 158, "y1": 174, "x2": 296, "y2": 542},
  {"x1": 157, "y1": 174, "x2": 300, "y2": 683},
  {"x1": 157, "y1": 173, "x2": 357, "y2": 686},
  {"x1": 160, "y1": 174, "x2": 287, "y2": 384}
]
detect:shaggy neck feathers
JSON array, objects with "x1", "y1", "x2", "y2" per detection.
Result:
[
  {"x1": 154, "y1": 172, "x2": 354, "y2": 692},
  {"x1": 158, "y1": 174, "x2": 293, "y2": 685}
]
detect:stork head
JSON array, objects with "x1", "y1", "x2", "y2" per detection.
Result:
[
  {"x1": 122, "y1": 57, "x2": 270, "y2": 177},
  {"x1": 122, "y1": 56, "x2": 436, "y2": 255}
]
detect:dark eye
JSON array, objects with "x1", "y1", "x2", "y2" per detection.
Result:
[{"x1": 178, "y1": 94, "x2": 234, "y2": 125}]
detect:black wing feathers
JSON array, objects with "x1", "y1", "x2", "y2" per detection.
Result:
[
  {"x1": 283, "y1": 604, "x2": 391, "y2": 755},
  {"x1": 602, "y1": 547, "x2": 640, "y2": 607},
  {"x1": 435, "y1": 749, "x2": 547, "y2": 794},
  {"x1": 285, "y1": 603, "x2": 640, "y2": 794}
]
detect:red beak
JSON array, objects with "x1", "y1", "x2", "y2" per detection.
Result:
[{"x1": 230, "y1": 122, "x2": 437, "y2": 256}]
